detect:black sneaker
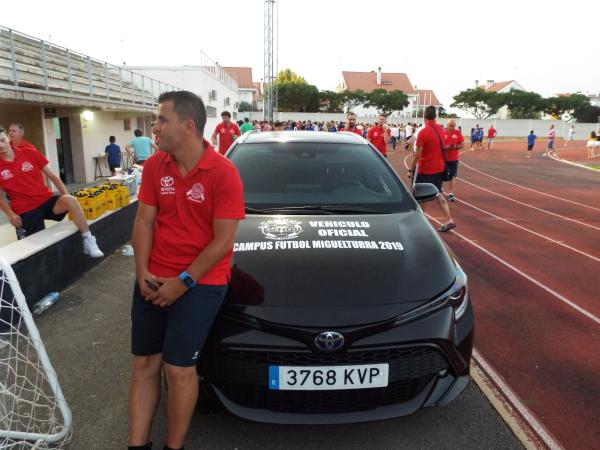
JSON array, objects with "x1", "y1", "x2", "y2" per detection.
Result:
[{"x1": 448, "y1": 194, "x2": 455, "y2": 202}]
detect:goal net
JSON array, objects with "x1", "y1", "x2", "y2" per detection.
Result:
[{"x1": 0, "y1": 256, "x2": 71, "y2": 449}]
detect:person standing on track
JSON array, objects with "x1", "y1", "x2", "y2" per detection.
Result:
[
  {"x1": 487, "y1": 125, "x2": 497, "y2": 150},
  {"x1": 443, "y1": 119, "x2": 464, "y2": 202},
  {"x1": 543, "y1": 124, "x2": 556, "y2": 156},
  {"x1": 564, "y1": 125, "x2": 575, "y2": 147},
  {"x1": 526, "y1": 130, "x2": 537, "y2": 158},
  {"x1": 367, "y1": 114, "x2": 391, "y2": 157},
  {"x1": 339, "y1": 112, "x2": 363, "y2": 135},
  {"x1": 407, "y1": 106, "x2": 455, "y2": 232}
]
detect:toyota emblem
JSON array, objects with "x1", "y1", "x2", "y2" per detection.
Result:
[{"x1": 314, "y1": 331, "x2": 345, "y2": 352}]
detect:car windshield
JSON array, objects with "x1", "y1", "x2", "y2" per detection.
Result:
[{"x1": 229, "y1": 142, "x2": 415, "y2": 213}]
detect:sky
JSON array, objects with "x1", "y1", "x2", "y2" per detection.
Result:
[{"x1": 3, "y1": 0, "x2": 597, "y2": 111}]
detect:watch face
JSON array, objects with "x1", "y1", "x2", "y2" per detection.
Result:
[{"x1": 183, "y1": 276, "x2": 194, "y2": 287}]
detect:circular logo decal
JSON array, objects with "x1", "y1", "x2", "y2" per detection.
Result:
[
  {"x1": 259, "y1": 218, "x2": 303, "y2": 240},
  {"x1": 160, "y1": 176, "x2": 174, "y2": 187}
]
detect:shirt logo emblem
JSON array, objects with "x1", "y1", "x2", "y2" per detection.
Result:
[
  {"x1": 186, "y1": 183, "x2": 205, "y2": 203},
  {"x1": 1, "y1": 169, "x2": 13, "y2": 180},
  {"x1": 22, "y1": 162, "x2": 34, "y2": 172},
  {"x1": 259, "y1": 218, "x2": 303, "y2": 240},
  {"x1": 160, "y1": 176, "x2": 174, "y2": 187}
]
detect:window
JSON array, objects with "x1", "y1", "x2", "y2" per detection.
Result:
[
  {"x1": 229, "y1": 142, "x2": 413, "y2": 212},
  {"x1": 124, "y1": 118, "x2": 131, "y2": 131},
  {"x1": 209, "y1": 90, "x2": 217, "y2": 101},
  {"x1": 224, "y1": 97, "x2": 231, "y2": 106},
  {"x1": 136, "y1": 117, "x2": 144, "y2": 130},
  {"x1": 206, "y1": 106, "x2": 217, "y2": 117}
]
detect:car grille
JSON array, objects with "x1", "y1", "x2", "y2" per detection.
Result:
[{"x1": 211, "y1": 346, "x2": 448, "y2": 414}]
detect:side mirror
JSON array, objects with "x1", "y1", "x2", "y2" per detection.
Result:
[{"x1": 412, "y1": 183, "x2": 439, "y2": 203}]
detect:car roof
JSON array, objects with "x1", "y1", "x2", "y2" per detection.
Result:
[{"x1": 239, "y1": 130, "x2": 366, "y2": 145}]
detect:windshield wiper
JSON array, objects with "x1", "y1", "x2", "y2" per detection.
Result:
[{"x1": 245, "y1": 205, "x2": 392, "y2": 214}]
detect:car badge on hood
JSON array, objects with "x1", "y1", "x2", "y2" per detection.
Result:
[
  {"x1": 314, "y1": 331, "x2": 345, "y2": 352},
  {"x1": 259, "y1": 218, "x2": 303, "y2": 240}
]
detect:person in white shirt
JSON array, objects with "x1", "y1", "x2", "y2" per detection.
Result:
[
  {"x1": 390, "y1": 125, "x2": 400, "y2": 151},
  {"x1": 564, "y1": 125, "x2": 575, "y2": 147}
]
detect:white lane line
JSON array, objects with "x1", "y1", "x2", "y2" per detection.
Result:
[
  {"x1": 426, "y1": 214, "x2": 600, "y2": 326},
  {"x1": 548, "y1": 149, "x2": 600, "y2": 173},
  {"x1": 472, "y1": 349, "x2": 564, "y2": 450},
  {"x1": 459, "y1": 159, "x2": 600, "y2": 213},
  {"x1": 454, "y1": 197, "x2": 600, "y2": 264},
  {"x1": 457, "y1": 176, "x2": 600, "y2": 233}
]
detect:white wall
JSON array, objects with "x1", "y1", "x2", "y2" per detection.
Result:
[
  {"x1": 42, "y1": 118, "x2": 59, "y2": 176},
  {"x1": 238, "y1": 89, "x2": 255, "y2": 105},
  {"x1": 127, "y1": 67, "x2": 239, "y2": 135}
]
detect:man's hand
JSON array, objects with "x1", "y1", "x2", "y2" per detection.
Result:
[
  {"x1": 9, "y1": 213, "x2": 22, "y2": 228},
  {"x1": 137, "y1": 270, "x2": 160, "y2": 298},
  {"x1": 146, "y1": 276, "x2": 188, "y2": 308},
  {"x1": 382, "y1": 123, "x2": 388, "y2": 131}
]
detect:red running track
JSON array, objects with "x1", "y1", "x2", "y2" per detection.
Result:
[{"x1": 388, "y1": 140, "x2": 600, "y2": 450}]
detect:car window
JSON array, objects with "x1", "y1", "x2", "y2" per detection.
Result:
[{"x1": 229, "y1": 142, "x2": 415, "y2": 212}]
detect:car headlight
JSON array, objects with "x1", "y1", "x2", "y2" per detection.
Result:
[
  {"x1": 447, "y1": 266, "x2": 468, "y2": 321},
  {"x1": 394, "y1": 265, "x2": 469, "y2": 325}
]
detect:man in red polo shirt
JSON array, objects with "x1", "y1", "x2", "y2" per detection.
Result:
[
  {"x1": 129, "y1": 91, "x2": 244, "y2": 450},
  {"x1": 0, "y1": 124, "x2": 103, "y2": 255},
  {"x1": 487, "y1": 125, "x2": 497, "y2": 150},
  {"x1": 211, "y1": 110, "x2": 240, "y2": 155},
  {"x1": 443, "y1": 119, "x2": 464, "y2": 202},
  {"x1": 339, "y1": 112, "x2": 363, "y2": 135},
  {"x1": 408, "y1": 106, "x2": 455, "y2": 232},
  {"x1": 367, "y1": 114, "x2": 391, "y2": 156}
]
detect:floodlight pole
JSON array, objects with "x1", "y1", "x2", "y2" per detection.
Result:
[{"x1": 264, "y1": 0, "x2": 278, "y2": 122}]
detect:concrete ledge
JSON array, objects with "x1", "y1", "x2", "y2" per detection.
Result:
[{"x1": 0, "y1": 199, "x2": 138, "y2": 307}]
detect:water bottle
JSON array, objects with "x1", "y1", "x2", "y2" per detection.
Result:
[{"x1": 32, "y1": 292, "x2": 60, "y2": 316}]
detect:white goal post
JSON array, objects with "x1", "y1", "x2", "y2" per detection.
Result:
[{"x1": 0, "y1": 256, "x2": 72, "y2": 449}]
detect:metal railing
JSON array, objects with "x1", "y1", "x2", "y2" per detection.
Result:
[
  {"x1": 0, "y1": 25, "x2": 178, "y2": 108},
  {"x1": 197, "y1": 49, "x2": 238, "y2": 91}
]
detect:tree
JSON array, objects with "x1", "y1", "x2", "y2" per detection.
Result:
[
  {"x1": 545, "y1": 94, "x2": 593, "y2": 122},
  {"x1": 438, "y1": 107, "x2": 458, "y2": 118},
  {"x1": 275, "y1": 68, "x2": 307, "y2": 84},
  {"x1": 574, "y1": 105, "x2": 600, "y2": 123},
  {"x1": 275, "y1": 82, "x2": 320, "y2": 112},
  {"x1": 544, "y1": 96, "x2": 574, "y2": 119},
  {"x1": 364, "y1": 89, "x2": 409, "y2": 117},
  {"x1": 238, "y1": 101, "x2": 253, "y2": 112},
  {"x1": 319, "y1": 90, "x2": 344, "y2": 113},
  {"x1": 502, "y1": 89, "x2": 545, "y2": 119},
  {"x1": 339, "y1": 90, "x2": 367, "y2": 113},
  {"x1": 451, "y1": 89, "x2": 503, "y2": 119}
]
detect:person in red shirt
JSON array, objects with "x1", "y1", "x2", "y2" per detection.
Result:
[
  {"x1": 443, "y1": 119, "x2": 464, "y2": 202},
  {"x1": 367, "y1": 114, "x2": 391, "y2": 156},
  {"x1": 210, "y1": 110, "x2": 241, "y2": 155},
  {"x1": 487, "y1": 125, "x2": 497, "y2": 150},
  {"x1": 129, "y1": 91, "x2": 245, "y2": 450},
  {"x1": 0, "y1": 124, "x2": 103, "y2": 256},
  {"x1": 339, "y1": 112, "x2": 363, "y2": 135},
  {"x1": 407, "y1": 106, "x2": 455, "y2": 232}
]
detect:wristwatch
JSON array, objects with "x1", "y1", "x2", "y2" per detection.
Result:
[{"x1": 179, "y1": 271, "x2": 196, "y2": 290}]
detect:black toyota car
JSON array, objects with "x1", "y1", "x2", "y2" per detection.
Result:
[{"x1": 199, "y1": 131, "x2": 474, "y2": 424}]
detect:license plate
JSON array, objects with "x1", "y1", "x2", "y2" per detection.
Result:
[{"x1": 268, "y1": 364, "x2": 389, "y2": 391}]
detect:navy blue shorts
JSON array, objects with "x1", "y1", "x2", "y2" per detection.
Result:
[
  {"x1": 18, "y1": 195, "x2": 67, "y2": 239},
  {"x1": 131, "y1": 281, "x2": 227, "y2": 367},
  {"x1": 415, "y1": 172, "x2": 444, "y2": 191},
  {"x1": 446, "y1": 160, "x2": 459, "y2": 178}
]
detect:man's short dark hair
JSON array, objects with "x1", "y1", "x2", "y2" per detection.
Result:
[
  {"x1": 347, "y1": 112, "x2": 356, "y2": 118},
  {"x1": 424, "y1": 106, "x2": 437, "y2": 121},
  {"x1": 134, "y1": 129, "x2": 143, "y2": 137},
  {"x1": 158, "y1": 90, "x2": 207, "y2": 137},
  {"x1": 244, "y1": 117, "x2": 249, "y2": 123},
  {"x1": 221, "y1": 110, "x2": 231, "y2": 118},
  {"x1": 274, "y1": 121, "x2": 283, "y2": 127},
  {"x1": 109, "y1": 136, "x2": 116, "y2": 143},
  {"x1": 0, "y1": 126, "x2": 6, "y2": 135}
]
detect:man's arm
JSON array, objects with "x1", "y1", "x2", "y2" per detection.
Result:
[
  {"x1": 148, "y1": 218, "x2": 240, "y2": 306},
  {"x1": 41, "y1": 165, "x2": 68, "y2": 195},
  {"x1": 211, "y1": 129, "x2": 218, "y2": 147},
  {"x1": 0, "y1": 190, "x2": 22, "y2": 228},
  {"x1": 383, "y1": 126, "x2": 390, "y2": 144},
  {"x1": 125, "y1": 143, "x2": 135, "y2": 163},
  {"x1": 132, "y1": 201, "x2": 158, "y2": 298},
  {"x1": 409, "y1": 146, "x2": 423, "y2": 175}
]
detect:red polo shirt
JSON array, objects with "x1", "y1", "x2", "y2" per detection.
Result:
[
  {"x1": 366, "y1": 125, "x2": 390, "y2": 155},
  {"x1": 340, "y1": 127, "x2": 363, "y2": 136},
  {"x1": 138, "y1": 140, "x2": 245, "y2": 285},
  {"x1": 416, "y1": 120, "x2": 446, "y2": 175},
  {"x1": 445, "y1": 129, "x2": 464, "y2": 162},
  {"x1": 214, "y1": 122, "x2": 241, "y2": 155},
  {"x1": 488, "y1": 128, "x2": 497, "y2": 138},
  {"x1": 0, "y1": 144, "x2": 52, "y2": 214}
]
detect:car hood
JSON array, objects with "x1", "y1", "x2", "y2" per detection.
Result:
[{"x1": 224, "y1": 212, "x2": 457, "y2": 326}]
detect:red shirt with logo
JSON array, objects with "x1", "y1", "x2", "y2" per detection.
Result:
[
  {"x1": 340, "y1": 127, "x2": 363, "y2": 136},
  {"x1": 487, "y1": 128, "x2": 497, "y2": 138},
  {"x1": 416, "y1": 120, "x2": 446, "y2": 175},
  {"x1": 214, "y1": 122, "x2": 241, "y2": 155},
  {"x1": 444, "y1": 129, "x2": 464, "y2": 162},
  {"x1": 366, "y1": 125, "x2": 390, "y2": 155},
  {"x1": 0, "y1": 143, "x2": 52, "y2": 214},
  {"x1": 138, "y1": 141, "x2": 245, "y2": 285}
]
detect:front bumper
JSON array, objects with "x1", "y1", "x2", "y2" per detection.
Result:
[{"x1": 202, "y1": 302, "x2": 474, "y2": 424}]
